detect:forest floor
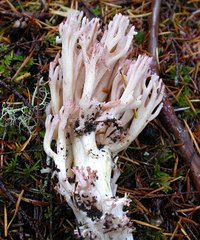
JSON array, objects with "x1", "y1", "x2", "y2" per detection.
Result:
[{"x1": 0, "y1": 0, "x2": 199, "y2": 239}]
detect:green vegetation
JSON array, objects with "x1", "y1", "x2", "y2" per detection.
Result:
[
  {"x1": 0, "y1": 44, "x2": 34, "y2": 78},
  {"x1": 135, "y1": 31, "x2": 145, "y2": 45},
  {"x1": 151, "y1": 164, "x2": 172, "y2": 193}
]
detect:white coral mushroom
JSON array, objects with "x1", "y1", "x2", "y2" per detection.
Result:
[{"x1": 43, "y1": 11, "x2": 164, "y2": 240}]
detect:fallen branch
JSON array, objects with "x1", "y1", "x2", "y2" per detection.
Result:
[
  {"x1": 0, "y1": 10, "x2": 52, "y2": 20},
  {"x1": 148, "y1": 0, "x2": 200, "y2": 190}
]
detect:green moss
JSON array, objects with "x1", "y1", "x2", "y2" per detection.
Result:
[
  {"x1": 0, "y1": 45, "x2": 34, "y2": 78},
  {"x1": 135, "y1": 31, "x2": 145, "y2": 44},
  {"x1": 91, "y1": 5, "x2": 101, "y2": 16},
  {"x1": 43, "y1": 35, "x2": 57, "y2": 47},
  {"x1": 151, "y1": 164, "x2": 172, "y2": 193},
  {"x1": 168, "y1": 64, "x2": 199, "y2": 119}
]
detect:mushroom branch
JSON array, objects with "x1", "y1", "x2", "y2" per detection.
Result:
[{"x1": 43, "y1": 11, "x2": 164, "y2": 240}]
